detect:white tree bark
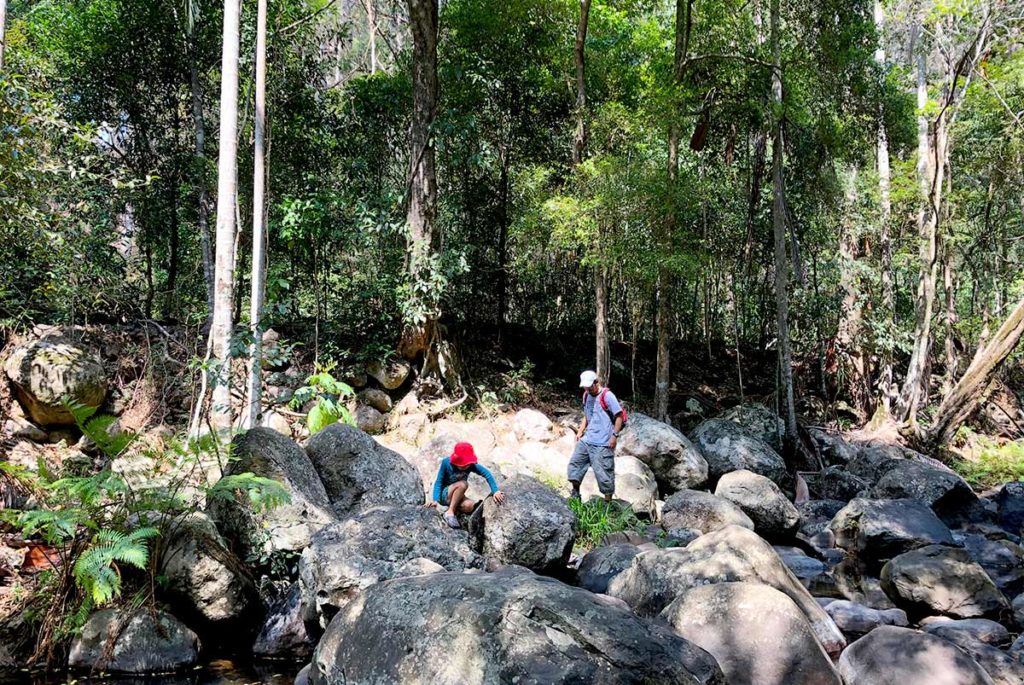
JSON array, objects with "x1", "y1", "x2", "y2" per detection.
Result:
[
  {"x1": 875, "y1": 0, "x2": 895, "y2": 414},
  {"x1": 246, "y1": 0, "x2": 269, "y2": 430},
  {"x1": 0, "y1": 0, "x2": 7, "y2": 71},
  {"x1": 770, "y1": 0, "x2": 797, "y2": 456},
  {"x1": 209, "y1": 0, "x2": 242, "y2": 433}
]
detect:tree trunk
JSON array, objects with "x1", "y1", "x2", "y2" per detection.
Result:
[
  {"x1": 209, "y1": 0, "x2": 242, "y2": 433},
  {"x1": 400, "y1": 0, "x2": 449, "y2": 393},
  {"x1": 495, "y1": 147, "x2": 510, "y2": 347},
  {"x1": 653, "y1": 0, "x2": 692, "y2": 421},
  {"x1": 190, "y1": 59, "x2": 216, "y2": 317},
  {"x1": 836, "y1": 164, "x2": 870, "y2": 415},
  {"x1": 770, "y1": 0, "x2": 797, "y2": 458},
  {"x1": 942, "y1": 232, "x2": 958, "y2": 395},
  {"x1": 572, "y1": 0, "x2": 592, "y2": 166},
  {"x1": 0, "y1": 0, "x2": 6, "y2": 71},
  {"x1": 246, "y1": 0, "x2": 268, "y2": 430},
  {"x1": 875, "y1": 0, "x2": 895, "y2": 414},
  {"x1": 923, "y1": 295, "x2": 1024, "y2": 449},
  {"x1": 897, "y1": 38, "x2": 947, "y2": 427},
  {"x1": 596, "y1": 263, "x2": 610, "y2": 382}
]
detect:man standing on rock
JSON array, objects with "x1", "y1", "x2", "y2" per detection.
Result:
[
  {"x1": 569, "y1": 370, "x2": 623, "y2": 502},
  {"x1": 426, "y1": 442, "x2": 505, "y2": 529}
]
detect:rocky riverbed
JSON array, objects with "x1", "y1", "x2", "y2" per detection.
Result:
[{"x1": 3, "y1": 333, "x2": 1024, "y2": 684}]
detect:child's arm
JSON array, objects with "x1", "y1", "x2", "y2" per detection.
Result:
[
  {"x1": 473, "y1": 463, "x2": 500, "y2": 494},
  {"x1": 430, "y1": 461, "x2": 448, "y2": 504}
]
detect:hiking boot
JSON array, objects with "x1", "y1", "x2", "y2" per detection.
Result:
[{"x1": 443, "y1": 512, "x2": 461, "y2": 529}]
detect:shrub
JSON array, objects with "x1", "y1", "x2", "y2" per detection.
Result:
[{"x1": 568, "y1": 497, "x2": 645, "y2": 551}]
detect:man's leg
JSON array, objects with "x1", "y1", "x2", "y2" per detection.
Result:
[
  {"x1": 444, "y1": 481, "x2": 469, "y2": 528},
  {"x1": 567, "y1": 440, "x2": 591, "y2": 499},
  {"x1": 590, "y1": 444, "x2": 616, "y2": 503}
]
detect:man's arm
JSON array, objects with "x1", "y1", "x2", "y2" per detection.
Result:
[
  {"x1": 576, "y1": 415, "x2": 588, "y2": 441},
  {"x1": 606, "y1": 391, "x2": 624, "y2": 447}
]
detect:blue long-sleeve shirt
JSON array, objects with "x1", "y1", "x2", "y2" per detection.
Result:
[{"x1": 431, "y1": 457, "x2": 499, "y2": 503}]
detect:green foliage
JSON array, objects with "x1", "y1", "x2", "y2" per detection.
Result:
[
  {"x1": 290, "y1": 365, "x2": 357, "y2": 433},
  {"x1": 952, "y1": 437, "x2": 1024, "y2": 489},
  {"x1": 568, "y1": 497, "x2": 645, "y2": 551},
  {"x1": 73, "y1": 528, "x2": 158, "y2": 605}
]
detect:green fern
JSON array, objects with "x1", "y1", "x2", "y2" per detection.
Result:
[
  {"x1": 207, "y1": 473, "x2": 291, "y2": 513},
  {"x1": 73, "y1": 527, "x2": 159, "y2": 605}
]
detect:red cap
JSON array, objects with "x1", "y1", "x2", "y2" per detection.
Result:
[{"x1": 450, "y1": 442, "x2": 478, "y2": 468}]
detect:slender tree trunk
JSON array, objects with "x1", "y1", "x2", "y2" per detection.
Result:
[
  {"x1": 897, "y1": 37, "x2": 947, "y2": 426},
  {"x1": 942, "y1": 235, "x2": 957, "y2": 394},
  {"x1": 770, "y1": 0, "x2": 797, "y2": 458},
  {"x1": 653, "y1": 0, "x2": 692, "y2": 421},
  {"x1": 875, "y1": 0, "x2": 895, "y2": 414},
  {"x1": 167, "y1": 179, "x2": 179, "y2": 317},
  {"x1": 596, "y1": 262, "x2": 611, "y2": 382},
  {"x1": 190, "y1": 60, "x2": 216, "y2": 317},
  {"x1": 572, "y1": 0, "x2": 592, "y2": 166},
  {"x1": 209, "y1": 0, "x2": 243, "y2": 433},
  {"x1": 924, "y1": 295, "x2": 1024, "y2": 449},
  {"x1": 367, "y1": 0, "x2": 378, "y2": 73},
  {"x1": 837, "y1": 164, "x2": 870, "y2": 415},
  {"x1": 246, "y1": 0, "x2": 268, "y2": 430},
  {"x1": 0, "y1": 0, "x2": 6, "y2": 72},
  {"x1": 496, "y1": 146, "x2": 510, "y2": 346}
]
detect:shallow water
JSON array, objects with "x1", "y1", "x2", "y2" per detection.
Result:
[{"x1": 0, "y1": 659, "x2": 303, "y2": 685}]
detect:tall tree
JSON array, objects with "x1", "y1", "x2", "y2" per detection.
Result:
[
  {"x1": 572, "y1": 0, "x2": 591, "y2": 166},
  {"x1": 209, "y1": 0, "x2": 243, "y2": 432},
  {"x1": 897, "y1": 5, "x2": 992, "y2": 428},
  {"x1": 836, "y1": 164, "x2": 870, "y2": 415},
  {"x1": 874, "y1": 0, "x2": 894, "y2": 414},
  {"x1": 770, "y1": 0, "x2": 798, "y2": 456},
  {"x1": 246, "y1": 0, "x2": 269, "y2": 429},
  {"x1": 401, "y1": 0, "x2": 449, "y2": 393},
  {"x1": 0, "y1": 0, "x2": 7, "y2": 71},
  {"x1": 655, "y1": 0, "x2": 692, "y2": 421}
]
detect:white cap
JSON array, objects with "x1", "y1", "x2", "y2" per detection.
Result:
[{"x1": 579, "y1": 370, "x2": 598, "y2": 388}]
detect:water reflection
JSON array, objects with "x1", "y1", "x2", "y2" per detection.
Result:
[{"x1": 0, "y1": 659, "x2": 303, "y2": 685}]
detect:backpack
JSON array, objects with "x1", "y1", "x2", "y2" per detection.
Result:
[{"x1": 582, "y1": 387, "x2": 629, "y2": 427}]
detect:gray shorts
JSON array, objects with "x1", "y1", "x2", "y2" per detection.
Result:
[{"x1": 568, "y1": 441, "x2": 615, "y2": 495}]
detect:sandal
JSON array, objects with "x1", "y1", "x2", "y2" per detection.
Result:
[{"x1": 443, "y1": 513, "x2": 461, "y2": 529}]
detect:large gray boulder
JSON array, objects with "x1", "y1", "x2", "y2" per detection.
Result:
[
  {"x1": 576, "y1": 544, "x2": 640, "y2": 594},
  {"x1": 365, "y1": 358, "x2": 410, "y2": 390},
  {"x1": 68, "y1": 609, "x2": 200, "y2": 674},
  {"x1": 617, "y1": 412, "x2": 709, "y2": 492},
  {"x1": 208, "y1": 428, "x2": 335, "y2": 562},
  {"x1": 4, "y1": 337, "x2": 107, "y2": 426},
  {"x1": 1014, "y1": 592, "x2": 1024, "y2": 629},
  {"x1": 837, "y1": 625, "x2": 995, "y2": 685},
  {"x1": 511, "y1": 408, "x2": 557, "y2": 442},
  {"x1": 881, "y1": 545, "x2": 1010, "y2": 619},
  {"x1": 718, "y1": 403, "x2": 785, "y2": 452},
  {"x1": 469, "y1": 474, "x2": 575, "y2": 574},
  {"x1": 305, "y1": 423, "x2": 423, "y2": 518},
  {"x1": 607, "y1": 524, "x2": 845, "y2": 656},
  {"x1": 689, "y1": 418, "x2": 788, "y2": 486},
  {"x1": 158, "y1": 512, "x2": 261, "y2": 635},
  {"x1": 309, "y1": 571, "x2": 725, "y2": 685},
  {"x1": 660, "y1": 489, "x2": 755, "y2": 534},
  {"x1": 830, "y1": 498, "x2": 954, "y2": 562},
  {"x1": 299, "y1": 506, "x2": 481, "y2": 629},
  {"x1": 924, "y1": 618, "x2": 1010, "y2": 646},
  {"x1": 956, "y1": 532, "x2": 1024, "y2": 598},
  {"x1": 815, "y1": 465, "x2": 871, "y2": 501},
  {"x1": 923, "y1": 628, "x2": 1024, "y2": 685},
  {"x1": 253, "y1": 584, "x2": 314, "y2": 659},
  {"x1": 871, "y1": 460, "x2": 978, "y2": 522},
  {"x1": 821, "y1": 599, "x2": 907, "y2": 636},
  {"x1": 580, "y1": 454, "x2": 658, "y2": 517},
  {"x1": 997, "y1": 482, "x2": 1024, "y2": 536},
  {"x1": 661, "y1": 582, "x2": 842, "y2": 685},
  {"x1": 715, "y1": 469, "x2": 799, "y2": 538}
]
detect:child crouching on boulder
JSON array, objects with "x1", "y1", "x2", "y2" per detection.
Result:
[{"x1": 426, "y1": 442, "x2": 505, "y2": 529}]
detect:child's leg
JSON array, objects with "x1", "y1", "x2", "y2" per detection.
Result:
[{"x1": 445, "y1": 480, "x2": 470, "y2": 515}]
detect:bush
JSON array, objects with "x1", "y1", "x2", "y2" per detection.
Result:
[
  {"x1": 952, "y1": 436, "x2": 1024, "y2": 489},
  {"x1": 568, "y1": 497, "x2": 644, "y2": 551}
]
